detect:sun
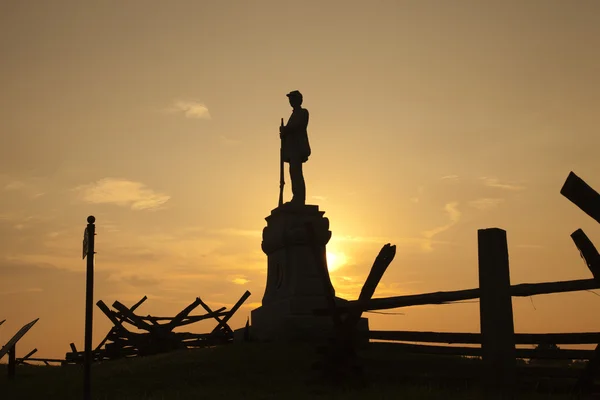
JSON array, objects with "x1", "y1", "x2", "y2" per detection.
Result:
[{"x1": 326, "y1": 249, "x2": 348, "y2": 273}]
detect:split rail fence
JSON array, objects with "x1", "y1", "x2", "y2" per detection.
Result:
[
  {"x1": 65, "y1": 290, "x2": 251, "y2": 364},
  {"x1": 311, "y1": 171, "x2": 600, "y2": 394}
]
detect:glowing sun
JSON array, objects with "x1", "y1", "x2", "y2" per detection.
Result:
[{"x1": 326, "y1": 250, "x2": 348, "y2": 272}]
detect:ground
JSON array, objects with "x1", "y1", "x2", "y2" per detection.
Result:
[{"x1": 0, "y1": 342, "x2": 584, "y2": 399}]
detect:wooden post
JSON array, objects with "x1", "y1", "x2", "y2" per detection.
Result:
[
  {"x1": 478, "y1": 228, "x2": 516, "y2": 393},
  {"x1": 83, "y1": 216, "x2": 96, "y2": 400},
  {"x1": 571, "y1": 229, "x2": 600, "y2": 392},
  {"x1": 209, "y1": 291, "x2": 251, "y2": 335},
  {"x1": 7, "y1": 344, "x2": 16, "y2": 379},
  {"x1": 560, "y1": 171, "x2": 600, "y2": 224}
]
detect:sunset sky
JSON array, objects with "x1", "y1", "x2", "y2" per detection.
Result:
[{"x1": 1, "y1": 0, "x2": 600, "y2": 360}]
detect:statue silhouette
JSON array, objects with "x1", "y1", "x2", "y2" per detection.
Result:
[{"x1": 279, "y1": 90, "x2": 311, "y2": 205}]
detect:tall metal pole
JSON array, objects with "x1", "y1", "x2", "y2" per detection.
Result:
[{"x1": 83, "y1": 215, "x2": 96, "y2": 400}]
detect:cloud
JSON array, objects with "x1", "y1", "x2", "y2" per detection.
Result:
[
  {"x1": 74, "y1": 178, "x2": 170, "y2": 211},
  {"x1": 440, "y1": 175, "x2": 460, "y2": 182},
  {"x1": 4, "y1": 181, "x2": 27, "y2": 191},
  {"x1": 330, "y1": 234, "x2": 452, "y2": 254},
  {"x1": 480, "y1": 177, "x2": 525, "y2": 191},
  {"x1": 232, "y1": 277, "x2": 250, "y2": 285},
  {"x1": 166, "y1": 100, "x2": 211, "y2": 119},
  {"x1": 0, "y1": 287, "x2": 43, "y2": 296},
  {"x1": 468, "y1": 198, "x2": 505, "y2": 210},
  {"x1": 422, "y1": 202, "x2": 461, "y2": 240},
  {"x1": 312, "y1": 195, "x2": 328, "y2": 201},
  {"x1": 3, "y1": 179, "x2": 45, "y2": 198}
]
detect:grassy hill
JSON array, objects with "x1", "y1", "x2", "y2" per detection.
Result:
[{"x1": 1, "y1": 342, "x2": 580, "y2": 399}]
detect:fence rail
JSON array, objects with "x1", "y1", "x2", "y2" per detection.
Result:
[
  {"x1": 369, "y1": 330, "x2": 600, "y2": 345},
  {"x1": 315, "y1": 278, "x2": 600, "y2": 315}
]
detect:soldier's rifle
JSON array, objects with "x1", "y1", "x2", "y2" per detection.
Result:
[{"x1": 278, "y1": 117, "x2": 285, "y2": 206}]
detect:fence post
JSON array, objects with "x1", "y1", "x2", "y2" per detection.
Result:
[
  {"x1": 478, "y1": 228, "x2": 516, "y2": 393},
  {"x1": 7, "y1": 344, "x2": 16, "y2": 379}
]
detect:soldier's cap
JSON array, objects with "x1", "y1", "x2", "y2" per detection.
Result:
[{"x1": 286, "y1": 90, "x2": 303, "y2": 98}]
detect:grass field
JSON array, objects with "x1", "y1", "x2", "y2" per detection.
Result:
[{"x1": 0, "y1": 342, "x2": 584, "y2": 399}]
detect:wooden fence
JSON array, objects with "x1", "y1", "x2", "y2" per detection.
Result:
[
  {"x1": 0, "y1": 318, "x2": 40, "y2": 379},
  {"x1": 312, "y1": 171, "x2": 600, "y2": 394},
  {"x1": 64, "y1": 290, "x2": 251, "y2": 364}
]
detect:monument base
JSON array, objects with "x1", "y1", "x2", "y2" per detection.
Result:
[
  {"x1": 250, "y1": 296, "x2": 369, "y2": 344},
  {"x1": 249, "y1": 203, "x2": 369, "y2": 345}
]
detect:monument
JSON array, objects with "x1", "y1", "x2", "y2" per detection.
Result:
[{"x1": 250, "y1": 91, "x2": 368, "y2": 342}]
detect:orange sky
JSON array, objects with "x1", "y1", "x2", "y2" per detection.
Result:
[{"x1": 1, "y1": 0, "x2": 600, "y2": 360}]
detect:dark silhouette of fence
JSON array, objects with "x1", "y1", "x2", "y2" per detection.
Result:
[{"x1": 313, "y1": 171, "x2": 600, "y2": 395}]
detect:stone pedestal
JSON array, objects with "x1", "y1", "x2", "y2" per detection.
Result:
[{"x1": 250, "y1": 203, "x2": 368, "y2": 342}]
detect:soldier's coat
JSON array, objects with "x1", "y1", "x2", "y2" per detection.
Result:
[{"x1": 282, "y1": 107, "x2": 311, "y2": 163}]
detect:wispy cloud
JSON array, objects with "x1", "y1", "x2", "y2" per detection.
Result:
[
  {"x1": 0, "y1": 287, "x2": 43, "y2": 296},
  {"x1": 440, "y1": 175, "x2": 460, "y2": 182},
  {"x1": 74, "y1": 178, "x2": 170, "y2": 211},
  {"x1": 422, "y1": 202, "x2": 461, "y2": 240},
  {"x1": 330, "y1": 234, "x2": 451, "y2": 253},
  {"x1": 4, "y1": 181, "x2": 27, "y2": 191},
  {"x1": 3, "y1": 180, "x2": 45, "y2": 198},
  {"x1": 312, "y1": 195, "x2": 328, "y2": 201},
  {"x1": 480, "y1": 177, "x2": 525, "y2": 191},
  {"x1": 231, "y1": 277, "x2": 250, "y2": 285},
  {"x1": 468, "y1": 198, "x2": 505, "y2": 210},
  {"x1": 166, "y1": 100, "x2": 211, "y2": 119}
]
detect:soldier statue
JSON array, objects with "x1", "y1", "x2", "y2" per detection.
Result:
[{"x1": 279, "y1": 90, "x2": 311, "y2": 206}]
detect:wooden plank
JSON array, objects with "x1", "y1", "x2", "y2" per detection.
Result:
[
  {"x1": 571, "y1": 230, "x2": 600, "y2": 392},
  {"x1": 314, "y1": 278, "x2": 600, "y2": 315},
  {"x1": 478, "y1": 228, "x2": 515, "y2": 392},
  {"x1": 139, "y1": 307, "x2": 226, "y2": 322},
  {"x1": 209, "y1": 291, "x2": 251, "y2": 335},
  {"x1": 571, "y1": 229, "x2": 600, "y2": 279},
  {"x1": 21, "y1": 348, "x2": 37, "y2": 361},
  {"x1": 8, "y1": 344, "x2": 16, "y2": 379},
  {"x1": 112, "y1": 301, "x2": 154, "y2": 331},
  {"x1": 343, "y1": 244, "x2": 396, "y2": 331},
  {"x1": 96, "y1": 301, "x2": 127, "y2": 331},
  {"x1": 197, "y1": 299, "x2": 233, "y2": 334},
  {"x1": 17, "y1": 357, "x2": 65, "y2": 363},
  {"x1": 370, "y1": 330, "x2": 480, "y2": 344},
  {"x1": 0, "y1": 318, "x2": 39, "y2": 361},
  {"x1": 560, "y1": 171, "x2": 600, "y2": 224},
  {"x1": 369, "y1": 330, "x2": 600, "y2": 345},
  {"x1": 369, "y1": 341, "x2": 594, "y2": 360},
  {"x1": 172, "y1": 311, "x2": 229, "y2": 328},
  {"x1": 95, "y1": 296, "x2": 148, "y2": 352},
  {"x1": 167, "y1": 298, "x2": 202, "y2": 331},
  {"x1": 511, "y1": 278, "x2": 599, "y2": 297},
  {"x1": 130, "y1": 296, "x2": 148, "y2": 311}
]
